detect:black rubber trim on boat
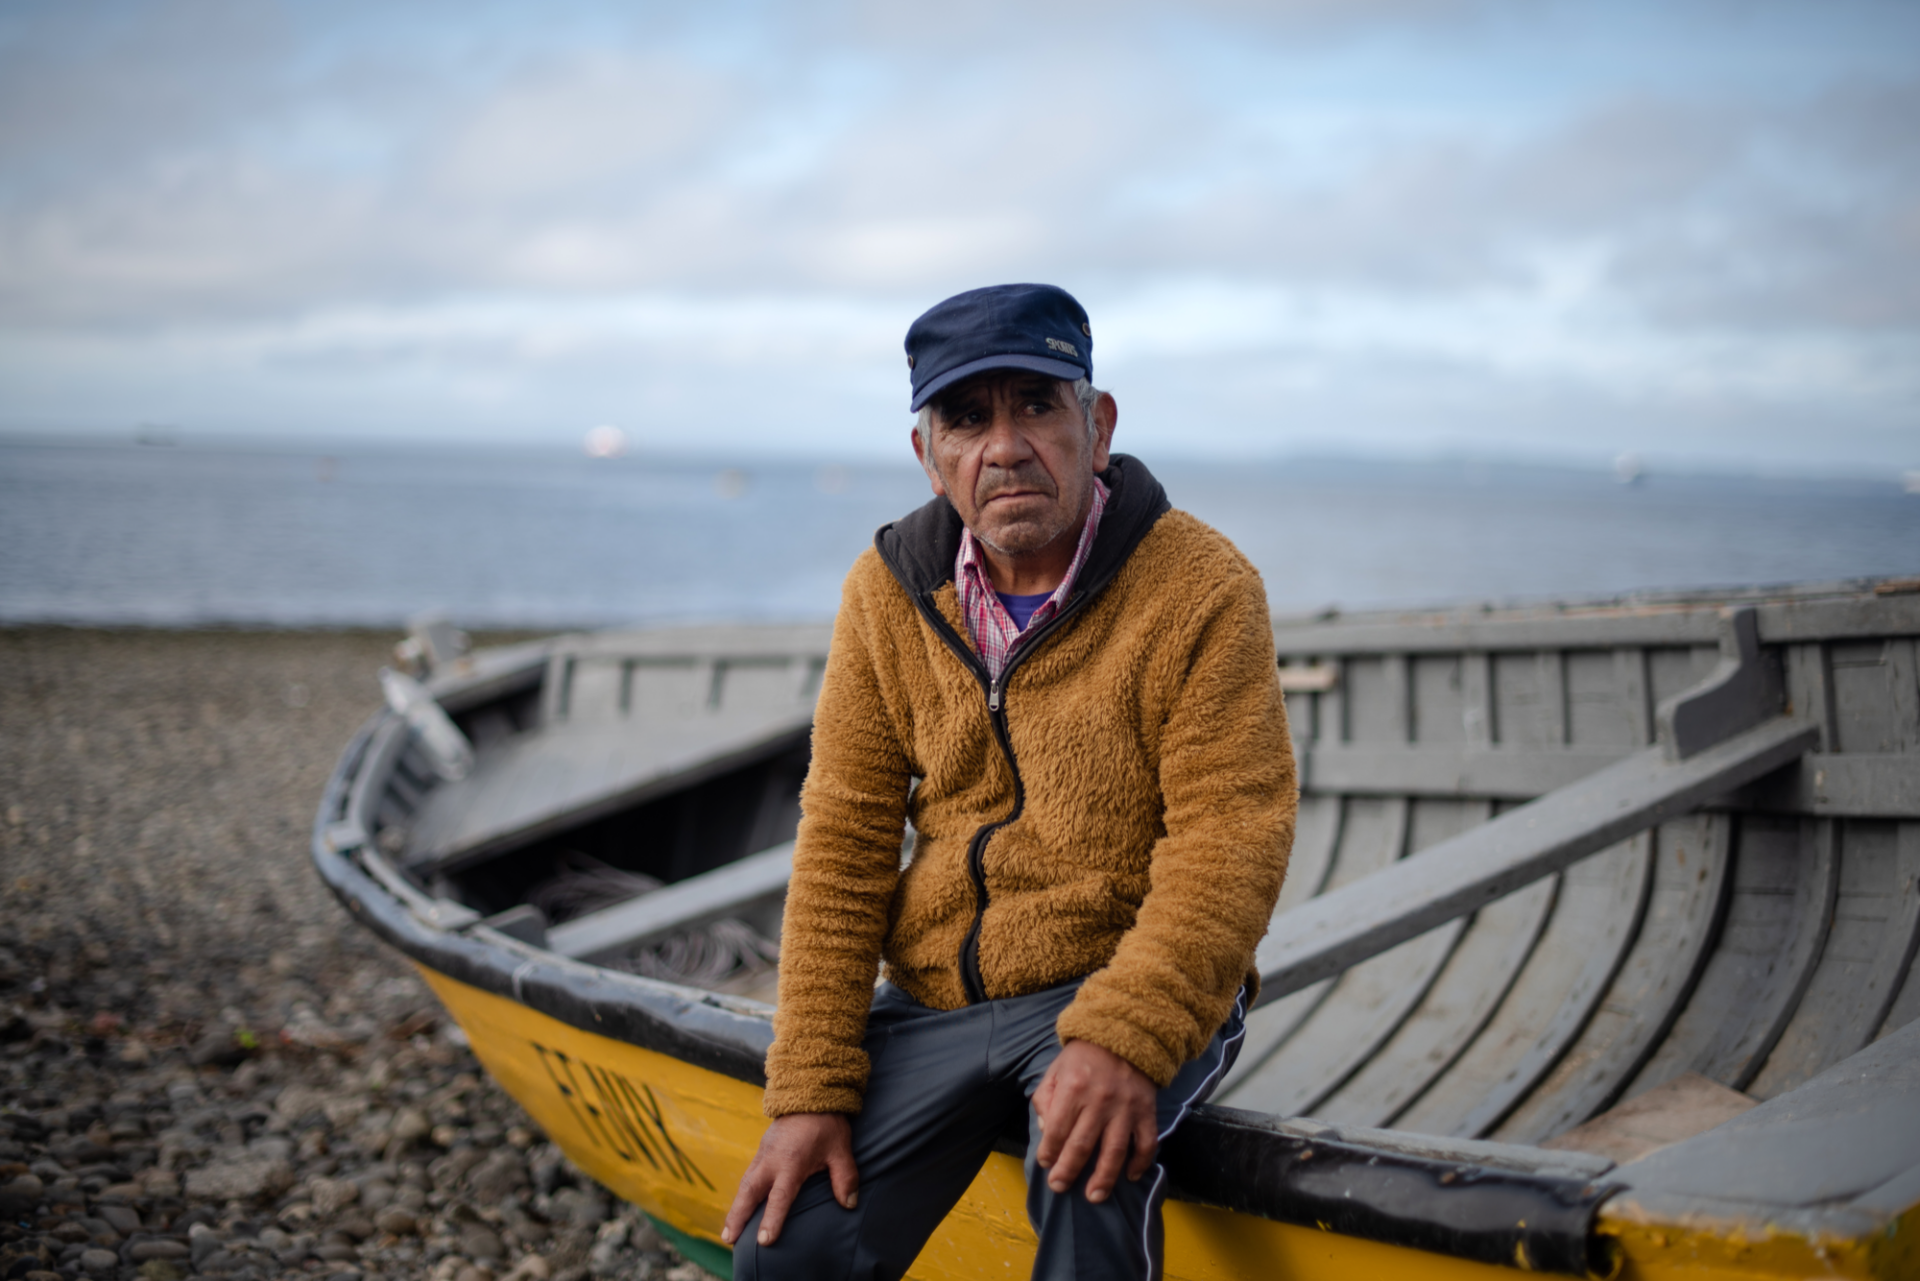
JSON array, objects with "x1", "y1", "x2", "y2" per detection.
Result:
[
  {"x1": 314, "y1": 712, "x2": 1619, "y2": 1278},
  {"x1": 1160, "y1": 1105, "x2": 1619, "y2": 1277}
]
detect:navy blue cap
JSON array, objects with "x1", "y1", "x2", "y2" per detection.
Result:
[{"x1": 905, "y1": 283, "x2": 1092, "y2": 412}]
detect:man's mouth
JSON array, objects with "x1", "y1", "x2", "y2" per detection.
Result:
[{"x1": 980, "y1": 487, "x2": 1050, "y2": 505}]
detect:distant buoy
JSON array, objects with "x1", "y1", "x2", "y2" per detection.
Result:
[{"x1": 584, "y1": 425, "x2": 628, "y2": 459}]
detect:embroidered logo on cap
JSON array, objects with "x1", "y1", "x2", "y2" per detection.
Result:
[{"x1": 1044, "y1": 337, "x2": 1080, "y2": 356}]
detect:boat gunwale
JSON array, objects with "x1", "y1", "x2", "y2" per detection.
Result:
[{"x1": 1269, "y1": 575, "x2": 1920, "y2": 655}]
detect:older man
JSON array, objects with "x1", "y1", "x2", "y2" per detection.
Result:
[{"x1": 724, "y1": 283, "x2": 1297, "y2": 1279}]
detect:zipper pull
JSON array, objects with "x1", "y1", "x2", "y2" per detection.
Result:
[{"x1": 988, "y1": 678, "x2": 1003, "y2": 713}]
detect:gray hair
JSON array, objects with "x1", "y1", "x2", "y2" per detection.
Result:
[{"x1": 915, "y1": 377, "x2": 1104, "y2": 441}]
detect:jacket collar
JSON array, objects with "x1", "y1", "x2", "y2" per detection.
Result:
[{"x1": 874, "y1": 453, "x2": 1171, "y2": 606}]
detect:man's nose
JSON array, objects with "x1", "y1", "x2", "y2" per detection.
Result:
[{"x1": 979, "y1": 408, "x2": 1035, "y2": 467}]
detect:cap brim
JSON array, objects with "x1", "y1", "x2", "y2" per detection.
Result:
[{"x1": 910, "y1": 353, "x2": 1087, "y2": 411}]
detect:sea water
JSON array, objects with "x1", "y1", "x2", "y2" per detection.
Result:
[{"x1": 1, "y1": 439, "x2": 1914, "y2": 629}]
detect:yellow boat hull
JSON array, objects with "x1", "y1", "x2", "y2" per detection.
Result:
[
  {"x1": 420, "y1": 966, "x2": 1916, "y2": 1281},
  {"x1": 425, "y1": 966, "x2": 1539, "y2": 1280}
]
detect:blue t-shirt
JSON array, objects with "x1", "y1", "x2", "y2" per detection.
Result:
[{"x1": 995, "y1": 590, "x2": 1052, "y2": 632}]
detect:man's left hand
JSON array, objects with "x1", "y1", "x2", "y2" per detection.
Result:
[{"x1": 1031, "y1": 1039, "x2": 1158, "y2": 1203}]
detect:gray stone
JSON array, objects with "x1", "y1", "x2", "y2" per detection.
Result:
[
  {"x1": 374, "y1": 1208, "x2": 418, "y2": 1237},
  {"x1": 129, "y1": 1240, "x2": 190, "y2": 1261},
  {"x1": 466, "y1": 1151, "x2": 528, "y2": 1202},
  {"x1": 430, "y1": 1146, "x2": 487, "y2": 1190},
  {"x1": 333, "y1": 1212, "x2": 377, "y2": 1242},
  {"x1": 189, "y1": 1230, "x2": 225, "y2": 1266},
  {"x1": 184, "y1": 1155, "x2": 293, "y2": 1202},
  {"x1": 96, "y1": 1205, "x2": 141, "y2": 1234},
  {"x1": 308, "y1": 1176, "x2": 359, "y2": 1216},
  {"x1": 505, "y1": 1209, "x2": 550, "y2": 1246},
  {"x1": 246, "y1": 1135, "x2": 294, "y2": 1163},
  {"x1": 78, "y1": 1248, "x2": 118, "y2": 1274},
  {"x1": 274, "y1": 1232, "x2": 317, "y2": 1266},
  {"x1": 548, "y1": 1188, "x2": 607, "y2": 1228},
  {"x1": 188, "y1": 1029, "x2": 249, "y2": 1069},
  {"x1": 270, "y1": 1085, "x2": 329, "y2": 1125},
  {"x1": 389, "y1": 1107, "x2": 432, "y2": 1145},
  {"x1": 459, "y1": 1223, "x2": 505, "y2": 1261}
]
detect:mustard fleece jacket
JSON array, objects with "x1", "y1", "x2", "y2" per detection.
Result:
[{"x1": 763, "y1": 455, "x2": 1297, "y2": 1117}]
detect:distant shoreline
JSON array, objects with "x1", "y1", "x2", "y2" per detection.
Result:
[{"x1": 4, "y1": 440, "x2": 1915, "y2": 630}]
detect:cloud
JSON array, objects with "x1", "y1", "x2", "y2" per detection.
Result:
[
  {"x1": 0, "y1": 0, "x2": 1915, "y2": 469},
  {"x1": 1609, "y1": 81, "x2": 1920, "y2": 331},
  {"x1": 428, "y1": 52, "x2": 746, "y2": 203}
]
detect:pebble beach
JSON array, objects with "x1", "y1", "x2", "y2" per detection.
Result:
[{"x1": 0, "y1": 628, "x2": 706, "y2": 1281}]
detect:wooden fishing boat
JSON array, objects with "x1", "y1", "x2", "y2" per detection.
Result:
[{"x1": 312, "y1": 580, "x2": 1920, "y2": 1280}]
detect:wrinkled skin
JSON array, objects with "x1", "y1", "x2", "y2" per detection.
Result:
[
  {"x1": 722, "y1": 1042, "x2": 1158, "y2": 1247},
  {"x1": 912, "y1": 371, "x2": 1117, "y2": 595}
]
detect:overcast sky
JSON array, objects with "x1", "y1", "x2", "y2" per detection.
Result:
[{"x1": 1, "y1": 0, "x2": 1915, "y2": 472}]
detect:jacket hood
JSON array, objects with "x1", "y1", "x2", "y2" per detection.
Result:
[{"x1": 874, "y1": 453, "x2": 1171, "y2": 605}]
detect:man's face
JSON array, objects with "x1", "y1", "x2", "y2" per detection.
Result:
[{"x1": 912, "y1": 373, "x2": 1116, "y2": 560}]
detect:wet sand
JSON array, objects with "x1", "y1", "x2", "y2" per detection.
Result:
[{"x1": 0, "y1": 627, "x2": 704, "y2": 1281}]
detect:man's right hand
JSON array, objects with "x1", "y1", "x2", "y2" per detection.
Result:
[{"x1": 721, "y1": 1112, "x2": 859, "y2": 1248}]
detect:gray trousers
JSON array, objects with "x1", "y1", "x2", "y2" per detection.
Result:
[{"x1": 733, "y1": 979, "x2": 1246, "y2": 1281}]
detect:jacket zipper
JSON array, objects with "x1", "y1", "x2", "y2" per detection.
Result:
[{"x1": 908, "y1": 593, "x2": 1096, "y2": 1005}]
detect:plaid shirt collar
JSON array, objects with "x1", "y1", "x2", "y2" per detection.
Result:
[{"x1": 955, "y1": 477, "x2": 1109, "y2": 682}]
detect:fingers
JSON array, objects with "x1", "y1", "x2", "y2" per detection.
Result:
[
  {"x1": 1033, "y1": 1043, "x2": 1162, "y2": 1202},
  {"x1": 1044, "y1": 1103, "x2": 1104, "y2": 1194},
  {"x1": 827, "y1": 1139, "x2": 861, "y2": 1211},
  {"x1": 1034, "y1": 1049, "x2": 1109, "y2": 1190},
  {"x1": 1126, "y1": 1109, "x2": 1159, "y2": 1183},
  {"x1": 1083, "y1": 1112, "x2": 1135, "y2": 1203},
  {"x1": 1032, "y1": 1062, "x2": 1064, "y2": 1168},
  {"x1": 756, "y1": 1170, "x2": 801, "y2": 1246},
  {"x1": 720, "y1": 1113, "x2": 859, "y2": 1249},
  {"x1": 720, "y1": 1163, "x2": 774, "y2": 1247},
  {"x1": 1031, "y1": 1069, "x2": 1055, "y2": 1131}
]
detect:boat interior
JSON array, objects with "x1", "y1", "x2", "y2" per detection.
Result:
[{"x1": 328, "y1": 581, "x2": 1920, "y2": 1167}]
